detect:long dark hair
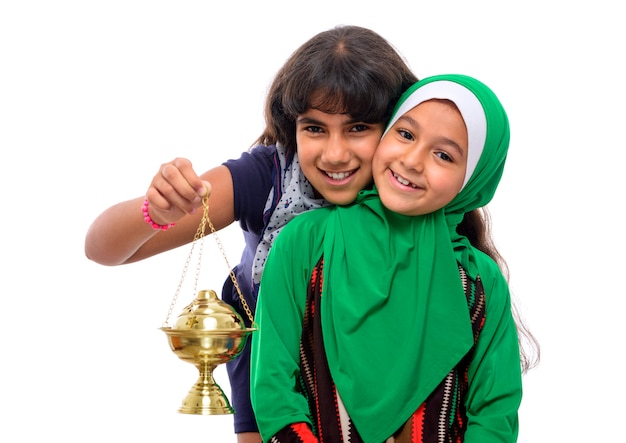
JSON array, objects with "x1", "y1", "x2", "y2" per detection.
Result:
[
  {"x1": 458, "y1": 208, "x2": 541, "y2": 373},
  {"x1": 256, "y1": 25, "x2": 417, "y2": 151}
]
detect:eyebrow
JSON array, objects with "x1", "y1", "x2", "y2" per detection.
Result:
[
  {"x1": 297, "y1": 115, "x2": 362, "y2": 125},
  {"x1": 396, "y1": 115, "x2": 466, "y2": 158},
  {"x1": 296, "y1": 116, "x2": 324, "y2": 125}
]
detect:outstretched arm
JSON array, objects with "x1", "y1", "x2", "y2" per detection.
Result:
[{"x1": 84, "y1": 158, "x2": 235, "y2": 265}]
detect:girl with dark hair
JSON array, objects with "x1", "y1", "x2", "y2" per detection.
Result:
[{"x1": 85, "y1": 25, "x2": 418, "y2": 443}]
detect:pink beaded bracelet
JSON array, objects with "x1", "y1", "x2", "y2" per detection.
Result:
[{"x1": 142, "y1": 199, "x2": 176, "y2": 231}]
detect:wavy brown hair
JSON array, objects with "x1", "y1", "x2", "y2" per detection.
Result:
[
  {"x1": 256, "y1": 25, "x2": 418, "y2": 151},
  {"x1": 458, "y1": 207, "x2": 541, "y2": 373}
]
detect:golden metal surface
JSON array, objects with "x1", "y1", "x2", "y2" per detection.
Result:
[{"x1": 162, "y1": 289, "x2": 255, "y2": 415}]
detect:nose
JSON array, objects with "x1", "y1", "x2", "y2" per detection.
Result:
[
  {"x1": 400, "y1": 145, "x2": 425, "y2": 172},
  {"x1": 321, "y1": 134, "x2": 350, "y2": 165}
]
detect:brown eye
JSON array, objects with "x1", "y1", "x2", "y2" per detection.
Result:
[
  {"x1": 436, "y1": 151, "x2": 453, "y2": 162},
  {"x1": 305, "y1": 125, "x2": 323, "y2": 133},
  {"x1": 351, "y1": 124, "x2": 369, "y2": 132},
  {"x1": 398, "y1": 129, "x2": 414, "y2": 141}
]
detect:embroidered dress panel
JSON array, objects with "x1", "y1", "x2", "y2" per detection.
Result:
[{"x1": 268, "y1": 258, "x2": 486, "y2": 443}]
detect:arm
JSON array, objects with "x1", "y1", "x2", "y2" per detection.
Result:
[
  {"x1": 84, "y1": 158, "x2": 235, "y2": 266},
  {"x1": 464, "y1": 267, "x2": 523, "y2": 443},
  {"x1": 250, "y1": 214, "x2": 324, "y2": 442}
]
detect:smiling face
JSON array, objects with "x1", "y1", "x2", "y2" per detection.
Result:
[
  {"x1": 296, "y1": 108, "x2": 384, "y2": 205},
  {"x1": 373, "y1": 99, "x2": 468, "y2": 216}
]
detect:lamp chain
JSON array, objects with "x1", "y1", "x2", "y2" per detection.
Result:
[{"x1": 162, "y1": 194, "x2": 255, "y2": 327}]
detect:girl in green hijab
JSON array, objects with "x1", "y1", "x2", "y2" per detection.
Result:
[{"x1": 251, "y1": 74, "x2": 527, "y2": 443}]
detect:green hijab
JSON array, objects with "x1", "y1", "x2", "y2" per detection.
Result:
[{"x1": 320, "y1": 74, "x2": 510, "y2": 442}]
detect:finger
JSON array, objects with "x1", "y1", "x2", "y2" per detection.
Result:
[
  {"x1": 200, "y1": 180, "x2": 212, "y2": 198},
  {"x1": 171, "y1": 158, "x2": 207, "y2": 198},
  {"x1": 144, "y1": 186, "x2": 186, "y2": 224},
  {"x1": 158, "y1": 167, "x2": 197, "y2": 208},
  {"x1": 148, "y1": 160, "x2": 200, "y2": 216}
]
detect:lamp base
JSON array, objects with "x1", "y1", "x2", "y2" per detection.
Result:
[{"x1": 178, "y1": 369, "x2": 234, "y2": 415}]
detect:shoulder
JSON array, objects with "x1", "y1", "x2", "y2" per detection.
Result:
[
  {"x1": 472, "y1": 249, "x2": 511, "y2": 315},
  {"x1": 223, "y1": 144, "x2": 277, "y2": 174},
  {"x1": 283, "y1": 205, "x2": 334, "y2": 233},
  {"x1": 270, "y1": 207, "x2": 334, "y2": 255},
  {"x1": 222, "y1": 145, "x2": 278, "y2": 226}
]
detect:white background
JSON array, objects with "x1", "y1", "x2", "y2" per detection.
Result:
[{"x1": 1, "y1": 1, "x2": 623, "y2": 441}]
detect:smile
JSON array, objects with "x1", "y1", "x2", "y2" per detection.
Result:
[
  {"x1": 393, "y1": 171, "x2": 418, "y2": 188},
  {"x1": 325, "y1": 170, "x2": 354, "y2": 180}
]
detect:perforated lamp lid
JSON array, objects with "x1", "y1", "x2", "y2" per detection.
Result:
[{"x1": 172, "y1": 289, "x2": 246, "y2": 331}]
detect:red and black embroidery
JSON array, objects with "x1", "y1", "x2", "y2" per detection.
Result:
[{"x1": 271, "y1": 260, "x2": 486, "y2": 443}]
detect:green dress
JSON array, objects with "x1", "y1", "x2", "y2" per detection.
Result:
[{"x1": 251, "y1": 74, "x2": 523, "y2": 443}]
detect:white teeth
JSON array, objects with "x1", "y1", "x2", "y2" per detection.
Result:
[
  {"x1": 393, "y1": 172, "x2": 417, "y2": 188},
  {"x1": 326, "y1": 171, "x2": 353, "y2": 180}
]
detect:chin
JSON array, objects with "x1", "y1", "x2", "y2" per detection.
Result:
[
  {"x1": 378, "y1": 194, "x2": 413, "y2": 216},
  {"x1": 327, "y1": 197, "x2": 355, "y2": 206},
  {"x1": 325, "y1": 192, "x2": 359, "y2": 206}
]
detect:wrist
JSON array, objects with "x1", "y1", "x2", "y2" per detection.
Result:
[{"x1": 141, "y1": 199, "x2": 176, "y2": 231}]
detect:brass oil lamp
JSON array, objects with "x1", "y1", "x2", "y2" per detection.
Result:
[{"x1": 160, "y1": 194, "x2": 255, "y2": 415}]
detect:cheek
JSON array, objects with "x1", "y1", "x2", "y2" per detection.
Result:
[
  {"x1": 371, "y1": 153, "x2": 385, "y2": 177},
  {"x1": 435, "y1": 172, "x2": 465, "y2": 203},
  {"x1": 295, "y1": 141, "x2": 317, "y2": 175},
  {"x1": 295, "y1": 132, "x2": 308, "y2": 152},
  {"x1": 372, "y1": 152, "x2": 386, "y2": 171},
  {"x1": 295, "y1": 136, "x2": 317, "y2": 161},
  {"x1": 451, "y1": 168, "x2": 466, "y2": 194},
  {"x1": 372, "y1": 139, "x2": 392, "y2": 165},
  {"x1": 354, "y1": 136, "x2": 380, "y2": 159}
]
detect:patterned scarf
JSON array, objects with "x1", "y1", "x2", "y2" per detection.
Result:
[{"x1": 252, "y1": 143, "x2": 329, "y2": 286}]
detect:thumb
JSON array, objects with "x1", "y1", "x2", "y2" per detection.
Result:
[{"x1": 200, "y1": 180, "x2": 212, "y2": 198}]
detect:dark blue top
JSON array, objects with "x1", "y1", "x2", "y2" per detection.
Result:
[{"x1": 222, "y1": 144, "x2": 284, "y2": 433}]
